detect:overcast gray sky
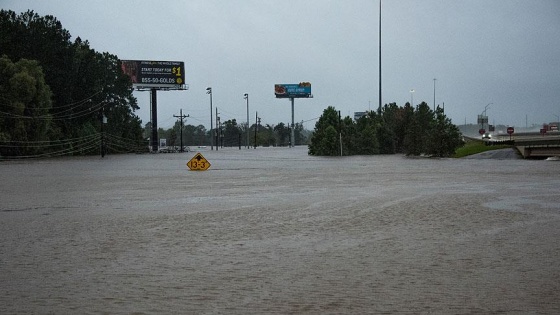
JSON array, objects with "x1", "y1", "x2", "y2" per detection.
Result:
[{"x1": 3, "y1": 0, "x2": 560, "y2": 130}]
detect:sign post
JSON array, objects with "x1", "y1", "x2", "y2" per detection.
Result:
[
  {"x1": 507, "y1": 126, "x2": 514, "y2": 141},
  {"x1": 291, "y1": 97, "x2": 295, "y2": 147}
]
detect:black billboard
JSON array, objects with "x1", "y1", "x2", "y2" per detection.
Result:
[{"x1": 121, "y1": 60, "x2": 185, "y2": 88}]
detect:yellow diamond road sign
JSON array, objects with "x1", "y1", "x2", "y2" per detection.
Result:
[{"x1": 187, "y1": 153, "x2": 211, "y2": 171}]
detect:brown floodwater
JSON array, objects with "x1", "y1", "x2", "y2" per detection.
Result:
[{"x1": 1, "y1": 146, "x2": 559, "y2": 314}]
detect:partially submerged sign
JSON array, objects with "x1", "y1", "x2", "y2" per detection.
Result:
[{"x1": 187, "y1": 153, "x2": 211, "y2": 171}]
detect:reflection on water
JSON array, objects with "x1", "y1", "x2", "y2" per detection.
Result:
[{"x1": 1, "y1": 147, "x2": 559, "y2": 313}]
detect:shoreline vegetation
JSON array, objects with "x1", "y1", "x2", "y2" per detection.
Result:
[{"x1": 453, "y1": 139, "x2": 516, "y2": 158}]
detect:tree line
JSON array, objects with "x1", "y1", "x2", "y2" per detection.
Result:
[
  {"x1": 0, "y1": 10, "x2": 144, "y2": 158},
  {"x1": 1, "y1": 10, "x2": 462, "y2": 158},
  {"x1": 152, "y1": 120, "x2": 309, "y2": 149},
  {"x1": 309, "y1": 102, "x2": 463, "y2": 157}
]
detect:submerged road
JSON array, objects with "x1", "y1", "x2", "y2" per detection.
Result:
[
  {"x1": 1, "y1": 147, "x2": 559, "y2": 314},
  {"x1": 463, "y1": 148, "x2": 522, "y2": 159}
]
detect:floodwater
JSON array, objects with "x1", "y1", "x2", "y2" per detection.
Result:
[{"x1": 1, "y1": 146, "x2": 559, "y2": 314}]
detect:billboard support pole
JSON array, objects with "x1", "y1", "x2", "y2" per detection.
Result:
[
  {"x1": 151, "y1": 88, "x2": 158, "y2": 152},
  {"x1": 274, "y1": 83, "x2": 312, "y2": 148},
  {"x1": 290, "y1": 97, "x2": 295, "y2": 148},
  {"x1": 244, "y1": 93, "x2": 249, "y2": 149}
]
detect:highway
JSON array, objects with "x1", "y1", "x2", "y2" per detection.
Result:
[
  {"x1": 484, "y1": 132, "x2": 560, "y2": 158},
  {"x1": 492, "y1": 131, "x2": 560, "y2": 142}
]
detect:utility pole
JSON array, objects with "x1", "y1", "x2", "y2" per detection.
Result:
[
  {"x1": 100, "y1": 103, "x2": 107, "y2": 158},
  {"x1": 173, "y1": 109, "x2": 189, "y2": 152}
]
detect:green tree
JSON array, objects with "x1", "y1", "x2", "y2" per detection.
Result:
[
  {"x1": 168, "y1": 127, "x2": 178, "y2": 147},
  {"x1": 0, "y1": 56, "x2": 53, "y2": 156},
  {"x1": 193, "y1": 125, "x2": 208, "y2": 146},
  {"x1": 403, "y1": 113, "x2": 423, "y2": 156},
  {"x1": 143, "y1": 121, "x2": 152, "y2": 139},
  {"x1": 309, "y1": 106, "x2": 340, "y2": 156},
  {"x1": 1, "y1": 10, "x2": 143, "y2": 156},
  {"x1": 320, "y1": 126, "x2": 339, "y2": 156},
  {"x1": 425, "y1": 107, "x2": 464, "y2": 157},
  {"x1": 340, "y1": 116, "x2": 355, "y2": 155},
  {"x1": 274, "y1": 122, "x2": 290, "y2": 146},
  {"x1": 309, "y1": 102, "x2": 462, "y2": 157},
  {"x1": 403, "y1": 102, "x2": 432, "y2": 156},
  {"x1": 222, "y1": 119, "x2": 241, "y2": 147},
  {"x1": 293, "y1": 122, "x2": 307, "y2": 146},
  {"x1": 354, "y1": 114, "x2": 379, "y2": 155}
]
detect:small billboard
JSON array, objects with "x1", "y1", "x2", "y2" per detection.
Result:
[
  {"x1": 354, "y1": 112, "x2": 367, "y2": 121},
  {"x1": 121, "y1": 60, "x2": 185, "y2": 88},
  {"x1": 275, "y1": 82, "x2": 312, "y2": 98}
]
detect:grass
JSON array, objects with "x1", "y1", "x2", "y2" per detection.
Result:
[{"x1": 453, "y1": 140, "x2": 514, "y2": 158}]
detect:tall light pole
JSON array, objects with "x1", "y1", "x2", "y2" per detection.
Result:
[
  {"x1": 216, "y1": 108, "x2": 220, "y2": 150},
  {"x1": 482, "y1": 102, "x2": 492, "y2": 132},
  {"x1": 254, "y1": 111, "x2": 258, "y2": 149},
  {"x1": 378, "y1": 0, "x2": 382, "y2": 112},
  {"x1": 244, "y1": 93, "x2": 249, "y2": 149},
  {"x1": 433, "y1": 78, "x2": 437, "y2": 111},
  {"x1": 410, "y1": 89, "x2": 414, "y2": 107},
  {"x1": 483, "y1": 102, "x2": 492, "y2": 116},
  {"x1": 206, "y1": 87, "x2": 213, "y2": 150}
]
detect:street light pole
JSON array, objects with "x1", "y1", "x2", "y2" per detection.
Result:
[
  {"x1": 483, "y1": 102, "x2": 492, "y2": 116},
  {"x1": 482, "y1": 102, "x2": 492, "y2": 132},
  {"x1": 433, "y1": 78, "x2": 437, "y2": 111},
  {"x1": 244, "y1": 93, "x2": 249, "y2": 149},
  {"x1": 216, "y1": 107, "x2": 219, "y2": 151},
  {"x1": 206, "y1": 87, "x2": 213, "y2": 150},
  {"x1": 378, "y1": 0, "x2": 382, "y2": 112},
  {"x1": 254, "y1": 111, "x2": 258, "y2": 149},
  {"x1": 410, "y1": 89, "x2": 414, "y2": 107}
]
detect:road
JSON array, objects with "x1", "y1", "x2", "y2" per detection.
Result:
[
  {"x1": 1, "y1": 147, "x2": 559, "y2": 314},
  {"x1": 463, "y1": 148, "x2": 521, "y2": 159}
]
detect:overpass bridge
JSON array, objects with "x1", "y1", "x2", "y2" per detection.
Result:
[
  {"x1": 513, "y1": 136, "x2": 560, "y2": 158},
  {"x1": 470, "y1": 132, "x2": 560, "y2": 159}
]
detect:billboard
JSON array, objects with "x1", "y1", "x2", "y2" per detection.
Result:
[
  {"x1": 275, "y1": 82, "x2": 312, "y2": 98},
  {"x1": 121, "y1": 60, "x2": 185, "y2": 88}
]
